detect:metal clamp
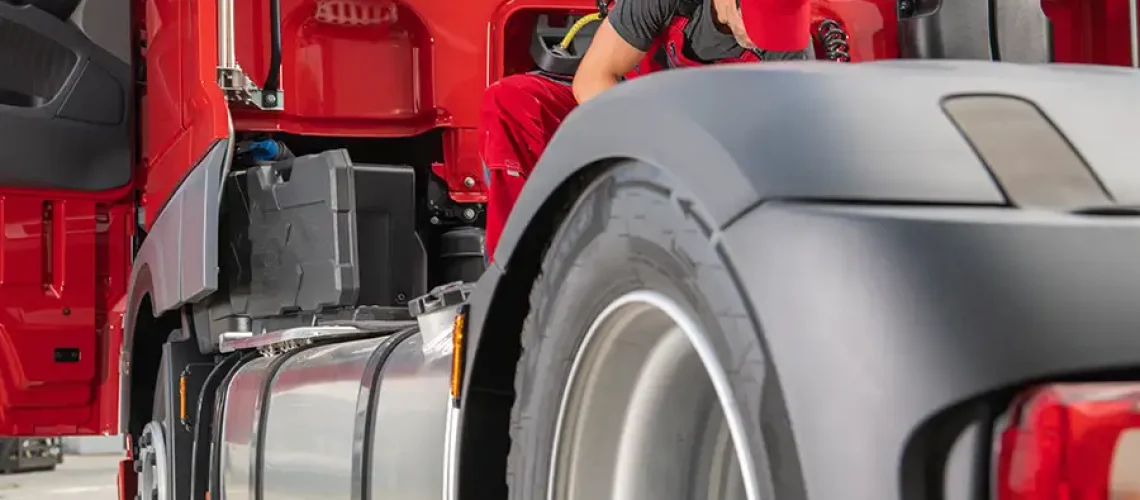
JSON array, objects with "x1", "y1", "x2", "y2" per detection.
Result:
[{"x1": 219, "y1": 321, "x2": 417, "y2": 355}]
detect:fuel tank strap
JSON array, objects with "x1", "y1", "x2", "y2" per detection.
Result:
[
  {"x1": 942, "y1": 94, "x2": 1112, "y2": 210},
  {"x1": 350, "y1": 327, "x2": 420, "y2": 500},
  {"x1": 251, "y1": 345, "x2": 321, "y2": 500},
  {"x1": 196, "y1": 352, "x2": 255, "y2": 500}
]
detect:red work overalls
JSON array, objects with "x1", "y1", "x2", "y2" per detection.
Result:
[{"x1": 478, "y1": 14, "x2": 761, "y2": 263}]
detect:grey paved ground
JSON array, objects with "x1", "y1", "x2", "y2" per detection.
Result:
[{"x1": 0, "y1": 454, "x2": 121, "y2": 500}]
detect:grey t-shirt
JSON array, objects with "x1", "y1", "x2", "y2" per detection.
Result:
[
  {"x1": 610, "y1": 0, "x2": 743, "y2": 62},
  {"x1": 608, "y1": 0, "x2": 809, "y2": 62}
]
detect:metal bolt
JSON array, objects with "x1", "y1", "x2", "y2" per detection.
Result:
[
  {"x1": 463, "y1": 177, "x2": 476, "y2": 188},
  {"x1": 462, "y1": 208, "x2": 477, "y2": 221},
  {"x1": 430, "y1": 216, "x2": 441, "y2": 225},
  {"x1": 264, "y1": 94, "x2": 277, "y2": 106},
  {"x1": 397, "y1": 293, "x2": 407, "y2": 302}
]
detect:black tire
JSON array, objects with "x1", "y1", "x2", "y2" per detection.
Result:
[{"x1": 505, "y1": 161, "x2": 784, "y2": 499}]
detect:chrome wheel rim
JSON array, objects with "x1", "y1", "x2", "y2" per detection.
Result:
[
  {"x1": 548, "y1": 290, "x2": 759, "y2": 500},
  {"x1": 136, "y1": 421, "x2": 169, "y2": 500}
]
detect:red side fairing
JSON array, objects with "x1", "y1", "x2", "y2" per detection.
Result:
[{"x1": 141, "y1": 0, "x2": 229, "y2": 229}]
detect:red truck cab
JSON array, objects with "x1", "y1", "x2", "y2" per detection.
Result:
[
  {"x1": 1, "y1": 2, "x2": 1140, "y2": 500},
  {"x1": 0, "y1": 0, "x2": 1135, "y2": 440}
]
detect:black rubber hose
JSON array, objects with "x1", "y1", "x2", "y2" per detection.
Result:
[{"x1": 263, "y1": 0, "x2": 282, "y2": 94}]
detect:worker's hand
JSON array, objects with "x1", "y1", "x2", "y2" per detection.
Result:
[{"x1": 572, "y1": 18, "x2": 646, "y2": 104}]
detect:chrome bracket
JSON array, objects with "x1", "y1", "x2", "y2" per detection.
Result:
[{"x1": 218, "y1": 322, "x2": 418, "y2": 355}]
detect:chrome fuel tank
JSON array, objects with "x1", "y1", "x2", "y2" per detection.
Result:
[{"x1": 218, "y1": 326, "x2": 455, "y2": 500}]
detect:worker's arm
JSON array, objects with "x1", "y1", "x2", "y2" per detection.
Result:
[
  {"x1": 573, "y1": 0, "x2": 679, "y2": 104},
  {"x1": 572, "y1": 20, "x2": 645, "y2": 104}
]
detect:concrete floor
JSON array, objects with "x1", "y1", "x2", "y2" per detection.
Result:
[{"x1": 0, "y1": 454, "x2": 121, "y2": 500}]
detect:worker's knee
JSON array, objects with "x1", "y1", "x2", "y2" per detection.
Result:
[
  {"x1": 481, "y1": 74, "x2": 544, "y2": 115},
  {"x1": 481, "y1": 74, "x2": 533, "y2": 113}
]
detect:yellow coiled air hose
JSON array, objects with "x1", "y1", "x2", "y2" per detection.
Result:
[{"x1": 559, "y1": 12, "x2": 603, "y2": 51}]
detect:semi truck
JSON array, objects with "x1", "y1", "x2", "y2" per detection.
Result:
[{"x1": 2, "y1": 0, "x2": 1140, "y2": 499}]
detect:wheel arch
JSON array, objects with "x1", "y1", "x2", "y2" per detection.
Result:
[
  {"x1": 454, "y1": 61, "x2": 1018, "y2": 497},
  {"x1": 455, "y1": 70, "x2": 786, "y2": 499},
  {"x1": 487, "y1": 62, "x2": 1010, "y2": 271},
  {"x1": 119, "y1": 263, "x2": 181, "y2": 440},
  {"x1": 453, "y1": 60, "x2": 1140, "y2": 499},
  {"x1": 117, "y1": 138, "x2": 230, "y2": 436}
]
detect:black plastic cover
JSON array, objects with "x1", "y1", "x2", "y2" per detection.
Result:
[
  {"x1": 530, "y1": 14, "x2": 600, "y2": 76},
  {"x1": 243, "y1": 150, "x2": 427, "y2": 318},
  {"x1": 245, "y1": 150, "x2": 359, "y2": 317},
  {"x1": 352, "y1": 163, "x2": 427, "y2": 307},
  {"x1": 409, "y1": 281, "x2": 475, "y2": 317},
  {"x1": 439, "y1": 226, "x2": 486, "y2": 284},
  {"x1": 0, "y1": 3, "x2": 131, "y2": 191}
]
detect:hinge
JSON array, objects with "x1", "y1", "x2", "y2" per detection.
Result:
[
  {"x1": 217, "y1": 0, "x2": 284, "y2": 111},
  {"x1": 217, "y1": 66, "x2": 284, "y2": 111}
]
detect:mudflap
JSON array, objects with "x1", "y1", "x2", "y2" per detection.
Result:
[{"x1": 117, "y1": 453, "x2": 136, "y2": 500}]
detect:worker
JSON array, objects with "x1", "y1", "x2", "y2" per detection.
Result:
[{"x1": 478, "y1": 0, "x2": 813, "y2": 262}]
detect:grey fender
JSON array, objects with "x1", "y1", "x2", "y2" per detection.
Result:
[
  {"x1": 458, "y1": 60, "x2": 1140, "y2": 485},
  {"x1": 492, "y1": 59, "x2": 1140, "y2": 272},
  {"x1": 470, "y1": 59, "x2": 1028, "y2": 389},
  {"x1": 721, "y1": 201, "x2": 1140, "y2": 500},
  {"x1": 492, "y1": 59, "x2": 1036, "y2": 269},
  {"x1": 119, "y1": 138, "x2": 228, "y2": 433}
]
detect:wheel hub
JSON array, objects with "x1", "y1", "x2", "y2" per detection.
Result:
[{"x1": 135, "y1": 421, "x2": 170, "y2": 500}]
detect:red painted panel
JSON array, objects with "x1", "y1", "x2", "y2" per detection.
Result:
[
  {"x1": 0, "y1": 190, "x2": 132, "y2": 436},
  {"x1": 811, "y1": 0, "x2": 899, "y2": 61},
  {"x1": 1045, "y1": 0, "x2": 1138, "y2": 66},
  {"x1": 142, "y1": 0, "x2": 227, "y2": 229},
  {"x1": 144, "y1": 0, "x2": 185, "y2": 167}
]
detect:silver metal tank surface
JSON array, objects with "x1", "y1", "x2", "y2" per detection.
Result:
[
  {"x1": 217, "y1": 320, "x2": 457, "y2": 500},
  {"x1": 368, "y1": 332, "x2": 454, "y2": 500},
  {"x1": 220, "y1": 356, "x2": 273, "y2": 500},
  {"x1": 260, "y1": 337, "x2": 395, "y2": 500}
]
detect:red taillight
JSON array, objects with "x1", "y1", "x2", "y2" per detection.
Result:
[{"x1": 998, "y1": 383, "x2": 1140, "y2": 500}]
